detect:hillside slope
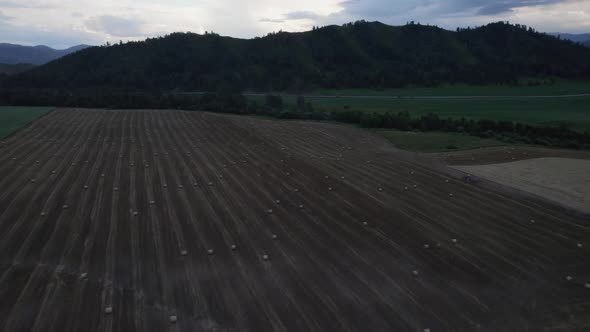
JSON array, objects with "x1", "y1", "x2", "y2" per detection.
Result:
[
  {"x1": 6, "y1": 21, "x2": 590, "y2": 90},
  {"x1": 0, "y1": 44, "x2": 90, "y2": 65},
  {"x1": 0, "y1": 63, "x2": 36, "y2": 75}
]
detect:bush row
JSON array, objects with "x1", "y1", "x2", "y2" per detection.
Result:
[{"x1": 1, "y1": 88, "x2": 588, "y2": 149}]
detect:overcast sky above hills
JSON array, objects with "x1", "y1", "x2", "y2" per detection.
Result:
[{"x1": 0, "y1": 0, "x2": 588, "y2": 48}]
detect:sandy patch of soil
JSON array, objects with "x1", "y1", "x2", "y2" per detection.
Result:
[{"x1": 452, "y1": 157, "x2": 590, "y2": 213}]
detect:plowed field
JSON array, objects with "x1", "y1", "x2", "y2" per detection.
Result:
[{"x1": 1, "y1": 109, "x2": 589, "y2": 332}]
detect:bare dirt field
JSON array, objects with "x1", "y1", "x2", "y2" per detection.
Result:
[
  {"x1": 452, "y1": 158, "x2": 590, "y2": 214},
  {"x1": 0, "y1": 108, "x2": 589, "y2": 332}
]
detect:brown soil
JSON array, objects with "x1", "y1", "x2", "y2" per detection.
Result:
[{"x1": 0, "y1": 109, "x2": 589, "y2": 332}]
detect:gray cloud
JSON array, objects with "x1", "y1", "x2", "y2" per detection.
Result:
[
  {"x1": 0, "y1": 10, "x2": 13, "y2": 21},
  {"x1": 0, "y1": 0, "x2": 56, "y2": 9},
  {"x1": 285, "y1": 11, "x2": 322, "y2": 20},
  {"x1": 86, "y1": 15, "x2": 145, "y2": 37},
  {"x1": 260, "y1": 18, "x2": 284, "y2": 23},
  {"x1": 0, "y1": 20, "x2": 101, "y2": 48},
  {"x1": 336, "y1": 0, "x2": 567, "y2": 18}
]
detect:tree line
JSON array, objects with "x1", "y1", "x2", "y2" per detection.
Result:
[{"x1": 1, "y1": 88, "x2": 588, "y2": 150}]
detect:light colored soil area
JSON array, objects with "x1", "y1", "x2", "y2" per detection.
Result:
[{"x1": 452, "y1": 157, "x2": 590, "y2": 213}]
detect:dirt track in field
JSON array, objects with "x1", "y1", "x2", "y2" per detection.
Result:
[
  {"x1": 440, "y1": 146, "x2": 590, "y2": 166},
  {"x1": 0, "y1": 108, "x2": 589, "y2": 332}
]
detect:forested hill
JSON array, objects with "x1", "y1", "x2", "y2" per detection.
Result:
[{"x1": 6, "y1": 21, "x2": 590, "y2": 91}]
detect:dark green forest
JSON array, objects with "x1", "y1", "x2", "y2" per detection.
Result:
[{"x1": 3, "y1": 21, "x2": 590, "y2": 91}]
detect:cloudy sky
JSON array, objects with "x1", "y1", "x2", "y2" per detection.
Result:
[{"x1": 0, "y1": 0, "x2": 589, "y2": 48}]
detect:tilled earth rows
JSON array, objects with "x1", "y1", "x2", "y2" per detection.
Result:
[{"x1": 0, "y1": 109, "x2": 589, "y2": 332}]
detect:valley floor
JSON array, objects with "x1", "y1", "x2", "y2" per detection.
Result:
[{"x1": 0, "y1": 109, "x2": 589, "y2": 331}]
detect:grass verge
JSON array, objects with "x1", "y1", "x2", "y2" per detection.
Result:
[
  {"x1": 0, "y1": 106, "x2": 54, "y2": 139},
  {"x1": 375, "y1": 130, "x2": 507, "y2": 152}
]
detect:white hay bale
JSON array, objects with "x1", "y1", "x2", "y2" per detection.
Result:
[
  {"x1": 149, "y1": 200, "x2": 155, "y2": 205},
  {"x1": 294, "y1": 188, "x2": 299, "y2": 192},
  {"x1": 577, "y1": 243, "x2": 583, "y2": 248},
  {"x1": 104, "y1": 306, "x2": 113, "y2": 314},
  {"x1": 231, "y1": 244, "x2": 237, "y2": 251},
  {"x1": 272, "y1": 234, "x2": 278, "y2": 240},
  {"x1": 180, "y1": 250, "x2": 188, "y2": 256},
  {"x1": 445, "y1": 179, "x2": 449, "y2": 183},
  {"x1": 412, "y1": 270, "x2": 419, "y2": 276},
  {"x1": 83, "y1": 185, "x2": 88, "y2": 190},
  {"x1": 423, "y1": 244, "x2": 430, "y2": 249},
  {"x1": 52, "y1": 171, "x2": 57, "y2": 174},
  {"x1": 133, "y1": 211, "x2": 139, "y2": 216},
  {"x1": 585, "y1": 283, "x2": 590, "y2": 289},
  {"x1": 299, "y1": 204, "x2": 304, "y2": 209},
  {"x1": 530, "y1": 219, "x2": 536, "y2": 224},
  {"x1": 404, "y1": 187, "x2": 409, "y2": 191},
  {"x1": 362, "y1": 221, "x2": 368, "y2": 226},
  {"x1": 114, "y1": 187, "x2": 119, "y2": 191},
  {"x1": 40, "y1": 212, "x2": 47, "y2": 216},
  {"x1": 328, "y1": 187, "x2": 333, "y2": 191},
  {"x1": 378, "y1": 188, "x2": 384, "y2": 192},
  {"x1": 207, "y1": 249, "x2": 214, "y2": 255},
  {"x1": 262, "y1": 254, "x2": 269, "y2": 261},
  {"x1": 566, "y1": 276, "x2": 573, "y2": 282},
  {"x1": 169, "y1": 315, "x2": 178, "y2": 323},
  {"x1": 267, "y1": 209, "x2": 273, "y2": 214},
  {"x1": 449, "y1": 193, "x2": 454, "y2": 197},
  {"x1": 178, "y1": 185, "x2": 183, "y2": 189},
  {"x1": 63, "y1": 205, "x2": 69, "y2": 209},
  {"x1": 31, "y1": 179, "x2": 36, "y2": 183},
  {"x1": 80, "y1": 272, "x2": 88, "y2": 279},
  {"x1": 163, "y1": 184, "x2": 168, "y2": 188},
  {"x1": 100, "y1": 174, "x2": 105, "y2": 177}
]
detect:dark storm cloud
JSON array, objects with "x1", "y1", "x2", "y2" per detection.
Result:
[{"x1": 337, "y1": 0, "x2": 568, "y2": 18}]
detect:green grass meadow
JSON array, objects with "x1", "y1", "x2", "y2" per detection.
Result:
[
  {"x1": 248, "y1": 82, "x2": 590, "y2": 132},
  {"x1": 0, "y1": 107, "x2": 54, "y2": 139}
]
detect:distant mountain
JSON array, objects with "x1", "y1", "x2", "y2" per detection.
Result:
[
  {"x1": 6, "y1": 21, "x2": 590, "y2": 91},
  {"x1": 550, "y1": 33, "x2": 590, "y2": 44},
  {"x1": 0, "y1": 43, "x2": 91, "y2": 65},
  {"x1": 0, "y1": 63, "x2": 36, "y2": 75},
  {"x1": 583, "y1": 40, "x2": 590, "y2": 48}
]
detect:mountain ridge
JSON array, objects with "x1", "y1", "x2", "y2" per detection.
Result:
[
  {"x1": 6, "y1": 21, "x2": 590, "y2": 91},
  {"x1": 0, "y1": 43, "x2": 92, "y2": 65}
]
